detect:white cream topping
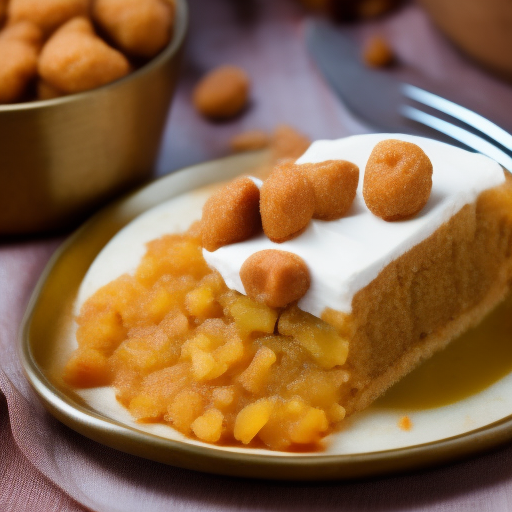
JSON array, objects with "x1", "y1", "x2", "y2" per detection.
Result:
[{"x1": 203, "y1": 133, "x2": 505, "y2": 317}]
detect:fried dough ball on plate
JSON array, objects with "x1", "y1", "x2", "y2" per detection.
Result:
[
  {"x1": 7, "y1": 0, "x2": 90, "y2": 36},
  {"x1": 92, "y1": 0, "x2": 174, "y2": 58},
  {"x1": 363, "y1": 139, "x2": 433, "y2": 221},
  {"x1": 38, "y1": 17, "x2": 130, "y2": 94}
]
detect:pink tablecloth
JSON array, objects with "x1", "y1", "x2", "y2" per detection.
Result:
[{"x1": 3, "y1": 1, "x2": 512, "y2": 511}]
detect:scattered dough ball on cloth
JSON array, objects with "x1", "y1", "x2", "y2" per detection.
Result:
[{"x1": 193, "y1": 65, "x2": 250, "y2": 120}]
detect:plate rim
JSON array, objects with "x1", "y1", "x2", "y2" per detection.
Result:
[{"x1": 19, "y1": 151, "x2": 512, "y2": 480}]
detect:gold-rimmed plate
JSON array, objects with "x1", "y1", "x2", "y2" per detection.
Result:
[{"x1": 20, "y1": 151, "x2": 512, "y2": 480}]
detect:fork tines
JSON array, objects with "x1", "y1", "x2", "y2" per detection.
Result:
[{"x1": 400, "y1": 84, "x2": 512, "y2": 171}]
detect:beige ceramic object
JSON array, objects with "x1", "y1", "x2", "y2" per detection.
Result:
[{"x1": 420, "y1": 0, "x2": 512, "y2": 81}]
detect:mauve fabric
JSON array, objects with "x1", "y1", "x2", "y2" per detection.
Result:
[{"x1": 3, "y1": 1, "x2": 512, "y2": 511}]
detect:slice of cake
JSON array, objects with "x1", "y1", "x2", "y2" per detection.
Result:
[
  {"x1": 63, "y1": 134, "x2": 512, "y2": 450},
  {"x1": 204, "y1": 134, "x2": 512, "y2": 416}
]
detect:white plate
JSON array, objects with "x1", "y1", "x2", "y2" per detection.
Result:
[{"x1": 21, "y1": 151, "x2": 512, "y2": 479}]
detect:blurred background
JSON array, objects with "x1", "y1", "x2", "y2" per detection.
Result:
[{"x1": 157, "y1": 0, "x2": 512, "y2": 173}]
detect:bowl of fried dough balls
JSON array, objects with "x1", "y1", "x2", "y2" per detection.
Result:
[{"x1": 0, "y1": 0, "x2": 187, "y2": 234}]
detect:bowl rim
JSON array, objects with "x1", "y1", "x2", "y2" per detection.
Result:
[{"x1": 0, "y1": 0, "x2": 189, "y2": 113}]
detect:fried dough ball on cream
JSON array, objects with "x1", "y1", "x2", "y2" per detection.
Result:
[
  {"x1": 363, "y1": 139, "x2": 433, "y2": 221},
  {"x1": 0, "y1": 22, "x2": 42, "y2": 103},
  {"x1": 260, "y1": 162, "x2": 315, "y2": 243},
  {"x1": 240, "y1": 250, "x2": 311, "y2": 308},
  {"x1": 303, "y1": 160, "x2": 360, "y2": 220},
  {"x1": 7, "y1": 0, "x2": 90, "y2": 36},
  {"x1": 201, "y1": 176, "x2": 261, "y2": 252},
  {"x1": 38, "y1": 17, "x2": 130, "y2": 94},
  {"x1": 92, "y1": 0, "x2": 174, "y2": 58}
]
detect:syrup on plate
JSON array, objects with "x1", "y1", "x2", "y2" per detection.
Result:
[{"x1": 376, "y1": 292, "x2": 512, "y2": 410}]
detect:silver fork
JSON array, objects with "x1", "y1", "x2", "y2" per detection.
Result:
[{"x1": 400, "y1": 84, "x2": 512, "y2": 171}]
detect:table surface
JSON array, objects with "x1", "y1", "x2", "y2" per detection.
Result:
[{"x1": 3, "y1": 1, "x2": 512, "y2": 511}]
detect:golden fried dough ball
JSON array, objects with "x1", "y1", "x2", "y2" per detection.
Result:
[
  {"x1": 363, "y1": 35, "x2": 394, "y2": 68},
  {"x1": 0, "y1": 41, "x2": 38, "y2": 103},
  {"x1": 230, "y1": 130, "x2": 270, "y2": 153},
  {"x1": 0, "y1": 20, "x2": 43, "y2": 48},
  {"x1": 0, "y1": 0, "x2": 8, "y2": 27},
  {"x1": 92, "y1": 0, "x2": 174, "y2": 58},
  {"x1": 202, "y1": 176, "x2": 261, "y2": 252},
  {"x1": 271, "y1": 124, "x2": 311, "y2": 162},
  {"x1": 193, "y1": 65, "x2": 250, "y2": 120},
  {"x1": 38, "y1": 17, "x2": 130, "y2": 94},
  {"x1": 363, "y1": 139, "x2": 433, "y2": 221},
  {"x1": 8, "y1": 0, "x2": 90, "y2": 36},
  {"x1": 260, "y1": 162, "x2": 315, "y2": 243},
  {"x1": 0, "y1": 22, "x2": 43, "y2": 103},
  {"x1": 303, "y1": 160, "x2": 360, "y2": 220},
  {"x1": 240, "y1": 250, "x2": 310, "y2": 308},
  {"x1": 37, "y1": 79, "x2": 64, "y2": 100}
]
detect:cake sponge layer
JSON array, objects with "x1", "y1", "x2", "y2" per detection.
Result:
[{"x1": 340, "y1": 174, "x2": 512, "y2": 414}]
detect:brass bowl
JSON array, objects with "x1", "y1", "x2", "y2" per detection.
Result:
[
  {"x1": 0, "y1": 0, "x2": 188, "y2": 235},
  {"x1": 420, "y1": 0, "x2": 512, "y2": 81}
]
